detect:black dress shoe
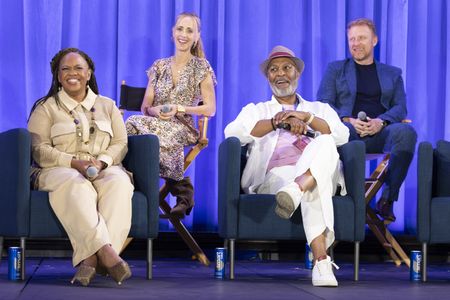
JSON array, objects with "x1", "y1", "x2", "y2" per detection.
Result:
[{"x1": 375, "y1": 198, "x2": 396, "y2": 222}]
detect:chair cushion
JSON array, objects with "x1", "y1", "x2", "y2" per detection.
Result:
[
  {"x1": 237, "y1": 194, "x2": 306, "y2": 240},
  {"x1": 29, "y1": 191, "x2": 66, "y2": 237},
  {"x1": 236, "y1": 194, "x2": 356, "y2": 242},
  {"x1": 435, "y1": 140, "x2": 450, "y2": 197},
  {"x1": 29, "y1": 190, "x2": 156, "y2": 239}
]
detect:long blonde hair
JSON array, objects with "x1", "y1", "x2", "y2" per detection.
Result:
[{"x1": 174, "y1": 12, "x2": 205, "y2": 58}]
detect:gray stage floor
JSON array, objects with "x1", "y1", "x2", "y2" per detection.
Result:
[{"x1": 0, "y1": 258, "x2": 449, "y2": 299}]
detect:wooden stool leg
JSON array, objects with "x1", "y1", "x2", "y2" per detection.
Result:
[{"x1": 365, "y1": 154, "x2": 409, "y2": 267}]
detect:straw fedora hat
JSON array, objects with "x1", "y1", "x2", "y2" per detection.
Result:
[{"x1": 260, "y1": 45, "x2": 305, "y2": 76}]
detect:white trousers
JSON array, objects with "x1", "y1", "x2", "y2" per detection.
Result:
[
  {"x1": 257, "y1": 135, "x2": 345, "y2": 250},
  {"x1": 38, "y1": 166, "x2": 134, "y2": 266}
]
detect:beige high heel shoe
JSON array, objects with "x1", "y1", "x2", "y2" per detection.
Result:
[
  {"x1": 71, "y1": 264, "x2": 96, "y2": 286},
  {"x1": 107, "y1": 260, "x2": 132, "y2": 285}
]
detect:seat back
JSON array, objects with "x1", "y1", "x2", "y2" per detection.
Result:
[{"x1": 119, "y1": 81, "x2": 146, "y2": 112}]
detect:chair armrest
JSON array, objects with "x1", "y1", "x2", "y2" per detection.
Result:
[
  {"x1": 338, "y1": 140, "x2": 366, "y2": 241},
  {"x1": 417, "y1": 141, "x2": 433, "y2": 242},
  {"x1": 123, "y1": 134, "x2": 160, "y2": 234},
  {"x1": 0, "y1": 128, "x2": 31, "y2": 236},
  {"x1": 218, "y1": 137, "x2": 242, "y2": 238}
]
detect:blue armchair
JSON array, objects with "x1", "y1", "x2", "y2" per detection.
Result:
[
  {"x1": 417, "y1": 140, "x2": 450, "y2": 282},
  {"x1": 218, "y1": 137, "x2": 366, "y2": 280},
  {"x1": 0, "y1": 128, "x2": 160, "y2": 279}
]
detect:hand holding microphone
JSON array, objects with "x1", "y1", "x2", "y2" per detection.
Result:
[
  {"x1": 86, "y1": 165, "x2": 99, "y2": 180},
  {"x1": 276, "y1": 122, "x2": 319, "y2": 138},
  {"x1": 357, "y1": 111, "x2": 368, "y2": 122},
  {"x1": 161, "y1": 105, "x2": 172, "y2": 113}
]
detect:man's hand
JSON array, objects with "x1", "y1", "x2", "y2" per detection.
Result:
[
  {"x1": 348, "y1": 117, "x2": 384, "y2": 137},
  {"x1": 283, "y1": 117, "x2": 308, "y2": 136},
  {"x1": 361, "y1": 118, "x2": 384, "y2": 137}
]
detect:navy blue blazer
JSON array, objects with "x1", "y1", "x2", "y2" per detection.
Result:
[{"x1": 316, "y1": 59, "x2": 407, "y2": 123}]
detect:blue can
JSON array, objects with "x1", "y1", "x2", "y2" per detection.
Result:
[
  {"x1": 410, "y1": 250, "x2": 422, "y2": 281},
  {"x1": 215, "y1": 247, "x2": 226, "y2": 279},
  {"x1": 305, "y1": 243, "x2": 313, "y2": 270},
  {"x1": 8, "y1": 247, "x2": 22, "y2": 280}
]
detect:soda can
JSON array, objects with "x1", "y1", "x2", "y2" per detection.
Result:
[
  {"x1": 215, "y1": 247, "x2": 226, "y2": 279},
  {"x1": 305, "y1": 243, "x2": 314, "y2": 270},
  {"x1": 410, "y1": 250, "x2": 422, "y2": 281},
  {"x1": 8, "y1": 247, "x2": 22, "y2": 281}
]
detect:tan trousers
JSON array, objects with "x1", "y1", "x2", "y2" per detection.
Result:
[{"x1": 38, "y1": 166, "x2": 134, "y2": 266}]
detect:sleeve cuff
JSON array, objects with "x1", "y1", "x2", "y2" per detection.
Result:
[
  {"x1": 58, "y1": 153, "x2": 74, "y2": 168},
  {"x1": 97, "y1": 154, "x2": 113, "y2": 167}
]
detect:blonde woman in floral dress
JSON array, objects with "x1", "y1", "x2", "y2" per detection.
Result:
[{"x1": 126, "y1": 12, "x2": 216, "y2": 218}]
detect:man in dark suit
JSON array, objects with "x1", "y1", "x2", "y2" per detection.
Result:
[{"x1": 317, "y1": 18, "x2": 417, "y2": 222}]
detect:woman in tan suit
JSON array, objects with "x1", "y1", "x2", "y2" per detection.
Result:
[{"x1": 28, "y1": 48, "x2": 133, "y2": 286}]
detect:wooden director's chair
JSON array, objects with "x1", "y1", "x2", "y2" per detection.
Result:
[
  {"x1": 119, "y1": 81, "x2": 210, "y2": 266},
  {"x1": 365, "y1": 152, "x2": 410, "y2": 267}
]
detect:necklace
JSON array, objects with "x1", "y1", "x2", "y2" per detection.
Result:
[{"x1": 69, "y1": 106, "x2": 96, "y2": 143}]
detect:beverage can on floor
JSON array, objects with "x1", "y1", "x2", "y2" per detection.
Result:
[
  {"x1": 410, "y1": 250, "x2": 422, "y2": 281},
  {"x1": 215, "y1": 247, "x2": 226, "y2": 279},
  {"x1": 305, "y1": 243, "x2": 313, "y2": 270},
  {"x1": 8, "y1": 247, "x2": 22, "y2": 280}
]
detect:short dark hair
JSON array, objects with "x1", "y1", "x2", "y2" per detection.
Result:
[{"x1": 347, "y1": 18, "x2": 377, "y2": 36}]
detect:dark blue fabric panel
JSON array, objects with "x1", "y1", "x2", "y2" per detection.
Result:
[
  {"x1": 124, "y1": 134, "x2": 160, "y2": 237},
  {"x1": 237, "y1": 194, "x2": 306, "y2": 240},
  {"x1": 435, "y1": 140, "x2": 450, "y2": 197},
  {"x1": 29, "y1": 191, "x2": 66, "y2": 238},
  {"x1": 417, "y1": 142, "x2": 434, "y2": 242},
  {"x1": 337, "y1": 141, "x2": 366, "y2": 241},
  {"x1": 429, "y1": 197, "x2": 450, "y2": 243},
  {"x1": 218, "y1": 137, "x2": 241, "y2": 238},
  {"x1": 0, "y1": 128, "x2": 30, "y2": 236},
  {"x1": 333, "y1": 196, "x2": 356, "y2": 242},
  {"x1": 130, "y1": 191, "x2": 154, "y2": 238}
]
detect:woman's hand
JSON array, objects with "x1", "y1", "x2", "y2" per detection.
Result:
[
  {"x1": 70, "y1": 158, "x2": 105, "y2": 179},
  {"x1": 71, "y1": 159, "x2": 92, "y2": 178},
  {"x1": 149, "y1": 104, "x2": 177, "y2": 120}
]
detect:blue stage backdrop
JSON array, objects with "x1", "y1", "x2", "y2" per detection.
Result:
[{"x1": 1, "y1": 0, "x2": 449, "y2": 233}]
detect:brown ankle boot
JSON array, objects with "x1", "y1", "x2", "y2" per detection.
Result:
[
  {"x1": 167, "y1": 177, "x2": 195, "y2": 218},
  {"x1": 375, "y1": 198, "x2": 396, "y2": 222}
]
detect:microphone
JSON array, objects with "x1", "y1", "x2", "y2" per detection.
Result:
[
  {"x1": 86, "y1": 165, "x2": 98, "y2": 180},
  {"x1": 357, "y1": 111, "x2": 368, "y2": 122},
  {"x1": 276, "y1": 122, "x2": 319, "y2": 138},
  {"x1": 161, "y1": 105, "x2": 172, "y2": 113}
]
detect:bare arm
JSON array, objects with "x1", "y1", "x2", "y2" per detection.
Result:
[
  {"x1": 141, "y1": 75, "x2": 157, "y2": 116},
  {"x1": 250, "y1": 119, "x2": 275, "y2": 137}
]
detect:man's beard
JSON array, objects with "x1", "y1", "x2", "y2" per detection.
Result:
[{"x1": 270, "y1": 80, "x2": 298, "y2": 98}]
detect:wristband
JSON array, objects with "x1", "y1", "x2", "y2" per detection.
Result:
[
  {"x1": 271, "y1": 118, "x2": 276, "y2": 131},
  {"x1": 306, "y1": 113, "x2": 315, "y2": 125}
]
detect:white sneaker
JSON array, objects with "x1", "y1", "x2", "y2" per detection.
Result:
[
  {"x1": 312, "y1": 256, "x2": 339, "y2": 287},
  {"x1": 275, "y1": 182, "x2": 303, "y2": 219}
]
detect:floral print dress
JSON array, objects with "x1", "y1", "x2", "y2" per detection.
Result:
[{"x1": 126, "y1": 56, "x2": 216, "y2": 180}]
